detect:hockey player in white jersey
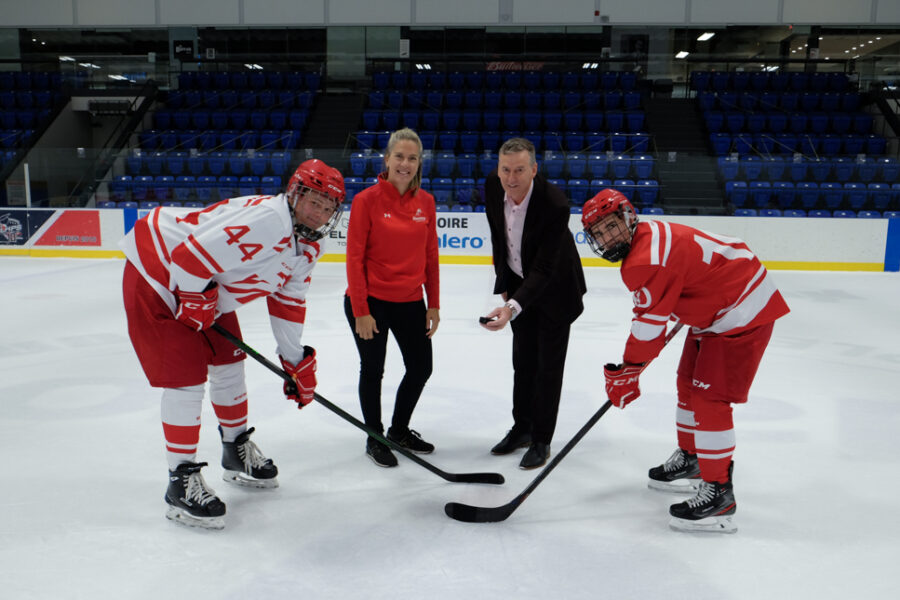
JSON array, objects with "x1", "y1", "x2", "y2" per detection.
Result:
[{"x1": 120, "y1": 159, "x2": 345, "y2": 529}]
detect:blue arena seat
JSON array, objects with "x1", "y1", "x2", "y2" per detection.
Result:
[
  {"x1": 590, "y1": 178, "x2": 613, "y2": 195},
  {"x1": 844, "y1": 182, "x2": 868, "y2": 210},
  {"x1": 773, "y1": 181, "x2": 795, "y2": 209},
  {"x1": 195, "y1": 176, "x2": 216, "y2": 202},
  {"x1": 566, "y1": 154, "x2": 587, "y2": 179},
  {"x1": 748, "y1": 181, "x2": 772, "y2": 208},
  {"x1": 613, "y1": 179, "x2": 634, "y2": 200},
  {"x1": 543, "y1": 154, "x2": 565, "y2": 179},
  {"x1": 110, "y1": 175, "x2": 132, "y2": 201},
  {"x1": 567, "y1": 179, "x2": 590, "y2": 204},
  {"x1": 456, "y1": 154, "x2": 477, "y2": 178},
  {"x1": 636, "y1": 180, "x2": 659, "y2": 205},
  {"x1": 726, "y1": 181, "x2": 748, "y2": 207},
  {"x1": 217, "y1": 175, "x2": 238, "y2": 200},
  {"x1": 796, "y1": 182, "x2": 819, "y2": 209},
  {"x1": 869, "y1": 183, "x2": 892, "y2": 210},
  {"x1": 820, "y1": 182, "x2": 843, "y2": 209}
]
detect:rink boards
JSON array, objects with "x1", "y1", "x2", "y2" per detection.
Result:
[{"x1": 1, "y1": 206, "x2": 898, "y2": 272}]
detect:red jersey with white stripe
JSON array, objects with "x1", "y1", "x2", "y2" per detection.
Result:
[
  {"x1": 119, "y1": 194, "x2": 320, "y2": 363},
  {"x1": 345, "y1": 176, "x2": 440, "y2": 317},
  {"x1": 620, "y1": 220, "x2": 789, "y2": 365}
]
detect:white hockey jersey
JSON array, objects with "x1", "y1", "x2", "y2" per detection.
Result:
[{"x1": 119, "y1": 194, "x2": 321, "y2": 363}]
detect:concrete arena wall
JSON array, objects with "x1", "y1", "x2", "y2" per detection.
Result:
[{"x1": 1, "y1": 207, "x2": 899, "y2": 272}]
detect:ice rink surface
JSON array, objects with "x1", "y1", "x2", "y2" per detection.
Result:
[{"x1": 2, "y1": 257, "x2": 899, "y2": 600}]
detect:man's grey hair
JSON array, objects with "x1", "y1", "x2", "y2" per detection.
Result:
[{"x1": 498, "y1": 137, "x2": 536, "y2": 167}]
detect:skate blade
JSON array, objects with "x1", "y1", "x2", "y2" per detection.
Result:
[
  {"x1": 223, "y1": 470, "x2": 279, "y2": 489},
  {"x1": 648, "y1": 478, "x2": 701, "y2": 494},
  {"x1": 165, "y1": 506, "x2": 225, "y2": 530},
  {"x1": 668, "y1": 514, "x2": 737, "y2": 534}
]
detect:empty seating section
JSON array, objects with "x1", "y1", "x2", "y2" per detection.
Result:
[
  {"x1": 356, "y1": 69, "x2": 656, "y2": 210},
  {"x1": 110, "y1": 70, "x2": 320, "y2": 205},
  {"x1": 0, "y1": 71, "x2": 64, "y2": 155},
  {"x1": 697, "y1": 70, "x2": 899, "y2": 216}
]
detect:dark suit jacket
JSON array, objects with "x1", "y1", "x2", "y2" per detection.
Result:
[{"x1": 484, "y1": 172, "x2": 586, "y2": 324}]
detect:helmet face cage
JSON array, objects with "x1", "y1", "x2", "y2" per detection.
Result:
[
  {"x1": 291, "y1": 185, "x2": 344, "y2": 242},
  {"x1": 582, "y1": 190, "x2": 638, "y2": 262},
  {"x1": 287, "y1": 159, "x2": 346, "y2": 242}
]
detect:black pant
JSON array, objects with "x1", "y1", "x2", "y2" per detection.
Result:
[
  {"x1": 344, "y1": 295, "x2": 433, "y2": 436},
  {"x1": 506, "y1": 272, "x2": 572, "y2": 445}
]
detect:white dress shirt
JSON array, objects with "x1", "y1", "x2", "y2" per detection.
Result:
[{"x1": 502, "y1": 181, "x2": 534, "y2": 315}]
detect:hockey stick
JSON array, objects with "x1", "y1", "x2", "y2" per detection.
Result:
[
  {"x1": 445, "y1": 321, "x2": 685, "y2": 522},
  {"x1": 211, "y1": 323, "x2": 505, "y2": 485}
]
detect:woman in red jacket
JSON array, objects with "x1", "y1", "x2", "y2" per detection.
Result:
[{"x1": 344, "y1": 128, "x2": 441, "y2": 467}]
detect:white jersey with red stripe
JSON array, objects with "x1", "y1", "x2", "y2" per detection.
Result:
[
  {"x1": 620, "y1": 219, "x2": 789, "y2": 365},
  {"x1": 118, "y1": 194, "x2": 320, "y2": 363}
]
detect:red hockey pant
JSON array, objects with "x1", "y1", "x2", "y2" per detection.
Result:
[{"x1": 674, "y1": 322, "x2": 774, "y2": 483}]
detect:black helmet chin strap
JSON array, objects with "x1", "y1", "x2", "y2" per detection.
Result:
[
  {"x1": 287, "y1": 192, "x2": 316, "y2": 243},
  {"x1": 602, "y1": 241, "x2": 632, "y2": 263}
]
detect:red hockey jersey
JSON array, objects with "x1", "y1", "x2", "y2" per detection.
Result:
[
  {"x1": 620, "y1": 220, "x2": 789, "y2": 365},
  {"x1": 119, "y1": 195, "x2": 320, "y2": 363}
]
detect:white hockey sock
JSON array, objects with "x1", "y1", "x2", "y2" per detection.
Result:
[
  {"x1": 161, "y1": 384, "x2": 205, "y2": 471},
  {"x1": 208, "y1": 362, "x2": 248, "y2": 443}
]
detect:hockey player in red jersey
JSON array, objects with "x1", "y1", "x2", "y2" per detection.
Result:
[
  {"x1": 120, "y1": 159, "x2": 345, "y2": 529},
  {"x1": 581, "y1": 189, "x2": 789, "y2": 533}
]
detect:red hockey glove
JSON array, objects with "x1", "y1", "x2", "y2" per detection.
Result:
[
  {"x1": 604, "y1": 363, "x2": 645, "y2": 409},
  {"x1": 175, "y1": 285, "x2": 218, "y2": 331},
  {"x1": 280, "y1": 347, "x2": 317, "y2": 409}
]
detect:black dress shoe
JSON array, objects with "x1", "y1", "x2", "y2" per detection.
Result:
[
  {"x1": 491, "y1": 429, "x2": 532, "y2": 455},
  {"x1": 519, "y1": 443, "x2": 550, "y2": 470}
]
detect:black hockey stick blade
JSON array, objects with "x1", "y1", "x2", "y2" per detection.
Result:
[
  {"x1": 211, "y1": 324, "x2": 504, "y2": 485},
  {"x1": 444, "y1": 322, "x2": 686, "y2": 522},
  {"x1": 445, "y1": 401, "x2": 613, "y2": 522},
  {"x1": 445, "y1": 496, "x2": 523, "y2": 523}
]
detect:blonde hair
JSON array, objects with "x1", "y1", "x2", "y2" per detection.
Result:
[
  {"x1": 384, "y1": 127, "x2": 424, "y2": 192},
  {"x1": 499, "y1": 137, "x2": 537, "y2": 167}
]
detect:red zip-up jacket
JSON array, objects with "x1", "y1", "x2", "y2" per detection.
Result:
[{"x1": 345, "y1": 175, "x2": 440, "y2": 317}]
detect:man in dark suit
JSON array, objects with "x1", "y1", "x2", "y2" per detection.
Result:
[{"x1": 480, "y1": 137, "x2": 587, "y2": 469}]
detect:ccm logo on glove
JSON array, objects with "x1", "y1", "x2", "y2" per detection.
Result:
[
  {"x1": 175, "y1": 285, "x2": 218, "y2": 331},
  {"x1": 603, "y1": 363, "x2": 645, "y2": 409}
]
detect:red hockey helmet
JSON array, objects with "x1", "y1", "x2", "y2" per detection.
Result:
[
  {"x1": 581, "y1": 188, "x2": 638, "y2": 262},
  {"x1": 286, "y1": 159, "x2": 346, "y2": 242}
]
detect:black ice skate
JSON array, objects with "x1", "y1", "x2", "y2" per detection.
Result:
[
  {"x1": 165, "y1": 462, "x2": 226, "y2": 530},
  {"x1": 220, "y1": 426, "x2": 279, "y2": 488},
  {"x1": 648, "y1": 448, "x2": 701, "y2": 493},
  {"x1": 668, "y1": 463, "x2": 737, "y2": 534}
]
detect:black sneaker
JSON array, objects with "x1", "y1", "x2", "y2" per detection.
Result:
[
  {"x1": 668, "y1": 463, "x2": 737, "y2": 534},
  {"x1": 220, "y1": 426, "x2": 279, "y2": 488},
  {"x1": 648, "y1": 448, "x2": 701, "y2": 493},
  {"x1": 165, "y1": 462, "x2": 226, "y2": 530},
  {"x1": 366, "y1": 437, "x2": 398, "y2": 467},
  {"x1": 387, "y1": 427, "x2": 435, "y2": 454}
]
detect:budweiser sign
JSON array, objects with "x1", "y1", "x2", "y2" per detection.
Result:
[{"x1": 485, "y1": 61, "x2": 546, "y2": 71}]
